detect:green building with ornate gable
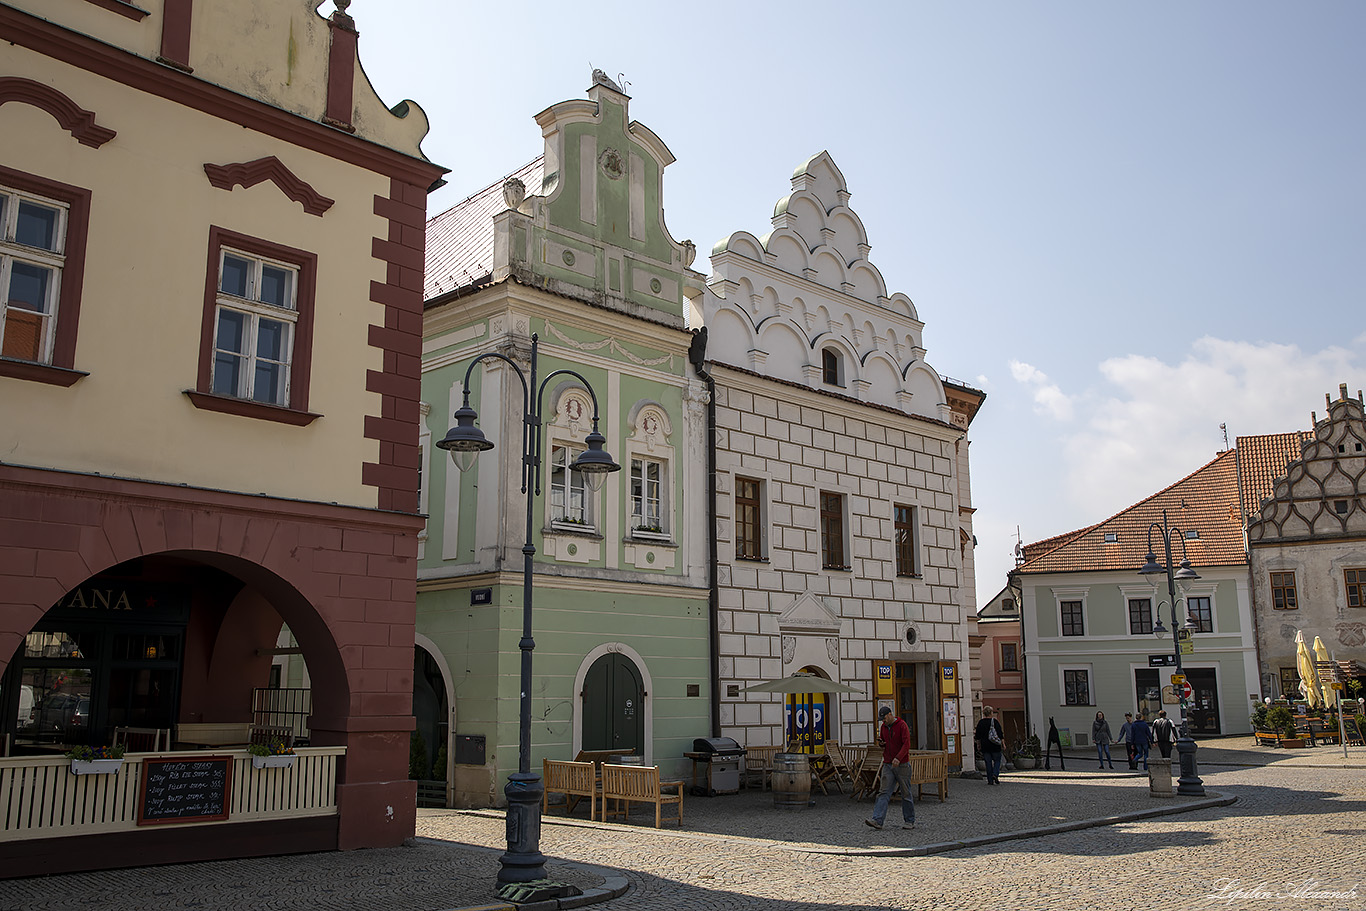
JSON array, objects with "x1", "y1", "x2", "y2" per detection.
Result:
[{"x1": 416, "y1": 74, "x2": 712, "y2": 806}]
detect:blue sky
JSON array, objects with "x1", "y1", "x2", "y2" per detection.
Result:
[{"x1": 355, "y1": 1, "x2": 1365, "y2": 602}]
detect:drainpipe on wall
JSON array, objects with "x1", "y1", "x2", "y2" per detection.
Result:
[
  {"x1": 688, "y1": 328, "x2": 722, "y2": 738},
  {"x1": 1234, "y1": 440, "x2": 1268, "y2": 698}
]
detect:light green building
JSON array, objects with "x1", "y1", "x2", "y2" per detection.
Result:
[
  {"x1": 1014, "y1": 449, "x2": 1262, "y2": 750},
  {"x1": 417, "y1": 75, "x2": 711, "y2": 806}
]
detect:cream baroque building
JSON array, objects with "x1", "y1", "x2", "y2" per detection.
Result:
[{"x1": 699, "y1": 152, "x2": 982, "y2": 766}]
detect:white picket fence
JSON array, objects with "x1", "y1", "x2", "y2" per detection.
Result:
[{"x1": 0, "y1": 747, "x2": 343, "y2": 842}]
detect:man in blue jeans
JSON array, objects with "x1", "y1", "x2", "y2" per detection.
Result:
[
  {"x1": 1130, "y1": 712, "x2": 1153, "y2": 770},
  {"x1": 865, "y1": 706, "x2": 914, "y2": 830}
]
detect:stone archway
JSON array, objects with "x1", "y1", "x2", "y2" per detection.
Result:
[{"x1": 0, "y1": 464, "x2": 422, "y2": 860}]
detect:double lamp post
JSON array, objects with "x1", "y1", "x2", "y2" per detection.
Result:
[
  {"x1": 437, "y1": 334, "x2": 619, "y2": 886},
  {"x1": 1138, "y1": 508, "x2": 1205, "y2": 796}
]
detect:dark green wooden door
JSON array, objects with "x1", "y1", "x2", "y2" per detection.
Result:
[{"x1": 582, "y1": 653, "x2": 643, "y2": 754}]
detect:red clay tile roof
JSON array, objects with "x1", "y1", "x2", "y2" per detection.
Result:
[
  {"x1": 425, "y1": 157, "x2": 544, "y2": 301},
  {"x1": 1235, "y1": 431, "x2": 1313, "y2": 519},
  {"x1": 1017, "y1": 449, "x2": 1243, "y2": 574},
  {"x1": 1017, "y1": 432, "x2": 1311, "y2": 576}
]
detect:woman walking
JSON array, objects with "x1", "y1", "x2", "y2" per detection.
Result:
[
  {"x1": 1092, "y1": 711, "x2": 1115, "y2": 769},
  {"x1": 975, "y1": 706, "x2": 1005, "y2": 785}
]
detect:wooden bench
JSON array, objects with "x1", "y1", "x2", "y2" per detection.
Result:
[
  {"x1": 905, "y1": 750, "x2": 949, "y2": 801},
  {"x1": 600, "y1": 763, "x2": 683, "y2": 828},
  {"x1": 743, "y1": 745, "x2": 780, "y2": 790},
  {"x1": 1253, "y1": 727, "x2": 1282, "y2": 746},
  {"x1": 543, "y1": 759, "x2": 598, "y2": 819}
]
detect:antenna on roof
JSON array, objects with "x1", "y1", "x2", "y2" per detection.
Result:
[{"x1": 1219, "y1": 422, "x2": 1228, "y2": 452}]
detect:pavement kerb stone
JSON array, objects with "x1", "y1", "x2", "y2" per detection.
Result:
[
  {"x1": 450, "y1": 788, "x2": 1236, "y2": 863},
  {"x1": 411, "y1": 837, "x2": 628, "y2": 911}
]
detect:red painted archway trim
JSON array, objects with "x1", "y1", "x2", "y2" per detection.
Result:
[
  {"x1": 203, "y1": 157, "x2": 335, "y2": 216},
  {"x1": 0, "y1": 77, "x2": 117, "y2": 148}
]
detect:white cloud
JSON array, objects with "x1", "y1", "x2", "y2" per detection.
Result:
[
  {"x1": 1062, "y1": 337, "x2": 1364, "y2": 523},
  {"x1": 1008, "y1": 359, "x2": 1075, "y2": 421},
  {"x1": 974, "y1": 338, "x2": 1366, "y2": 601}
]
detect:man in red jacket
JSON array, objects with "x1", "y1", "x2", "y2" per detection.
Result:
[{"x1": 866, "y1": 705, "x2": 914, "y2": 830}]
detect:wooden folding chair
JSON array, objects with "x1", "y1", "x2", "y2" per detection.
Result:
[
  {"x1": 113, "y1": 726, "x2": 170, "y2": 752},
  {"x1": 817, "y1": 741, "x2": 852, "y2": 794},
  {"x1": 849, "y1": 746, "x2": 883, "y2": 801}
]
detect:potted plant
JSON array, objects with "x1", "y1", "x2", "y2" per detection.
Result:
[
  {"x1": 249, "y1": 739, "x2": 296, "y2": 769},
  {"x1": 67, "y1": 743, "x2": 125, "y2": 775},
  {"x1": 1014, "y1": 734, "x2": 1041, "y2": 770},
  {"x1": 1266, "y1": 705, "x2": 1303, "y2": 748}
]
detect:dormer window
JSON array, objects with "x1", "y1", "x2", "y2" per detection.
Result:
[
  {"x1": 1001, "y1": 598, "x2": 1016, "y2": 612},
  {"x1": 821, "y1": 348, "x2": 843, "y2": 386}
]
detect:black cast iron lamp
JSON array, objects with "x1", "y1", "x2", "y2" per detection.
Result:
[
  {"x1": 436, "y1": 333, "x2": 619, "y2": 889},
  {"x1": 1138, "y1": 508, "x2": 1206, "y2": 796}
]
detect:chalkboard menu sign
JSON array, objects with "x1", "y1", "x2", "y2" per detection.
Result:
[
  {"x1": 1344, "y1": 717, "x2": 1364, "y2": 746},
  {"x1": 138, "y1": 756, "x2": 232, "y2": 825}
]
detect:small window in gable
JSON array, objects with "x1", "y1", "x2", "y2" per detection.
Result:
[{"x1": 821, "y1": 348, "x2": 843, "y2": 386}]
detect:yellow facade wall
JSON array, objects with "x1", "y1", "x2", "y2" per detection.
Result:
[
  {"x1": 10, "y1": 0, "x2": 431, "y2": 159},
  {"x1": 0, "y1": 46, "x2": 392, "y2": 508}
]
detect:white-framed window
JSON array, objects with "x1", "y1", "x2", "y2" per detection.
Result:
[
  {"x1": 211, "y1": 247, "x2": 299, "y2": 406},
  {"x1": 0, "y1": 185, "x2": 67, "y2": 364},
  {"x1": 551, "y1": 444, "x2": 592, "y2": 529},
  {"x1": 1051, "y1": 587, "x2": 1089, "y2": 638},
  {"x1": 1061, "y1": 666, "x2": 1093, "y2": 706},
  {"x1": 631, "y1": 457, "x2": 665, "y2": 533}
]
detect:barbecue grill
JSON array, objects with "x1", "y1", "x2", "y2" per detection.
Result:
[{"x1": 683, "y1": 736, "x2": 744, "y2": 796}]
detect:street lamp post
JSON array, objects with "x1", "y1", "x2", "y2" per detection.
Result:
[
  {"x1": 1138, "y1": 508, "x2": 1206, "y2": 797},
  {"x1": 437, "y1": 333, "x2": 619, "y2": 886}
]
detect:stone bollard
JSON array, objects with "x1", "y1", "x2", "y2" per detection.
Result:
[{"x1": 1148, "y1": 758, "x2": 1174, "y2": 797}]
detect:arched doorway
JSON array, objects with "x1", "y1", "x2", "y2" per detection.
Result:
[
  {"x1": 582, "y1": 652, "x2": 644, "y2": 756},
  {"x1": 411, "y1": 643, "x2": 450, "y2": 807}
]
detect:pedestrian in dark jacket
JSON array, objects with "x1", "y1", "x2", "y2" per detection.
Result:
[
  {"x1": 1152, "y1": 710, "x2": 1177, "y2": 758},
  {"x1": 1130, "y1": 713, "x2": 1153, "y2": 770},
  {"x1": 974, "y1": 706, "x2": 1005, "y2": 786},
  {"x1": 1092, "y1": 711, "x2": 1115, "y2": 769}
]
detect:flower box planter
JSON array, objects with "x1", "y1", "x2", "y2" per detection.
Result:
[
  {"x1": 70, "y1": 758, "x2": 124, "y2": 775},
  {"x1": 1013, "y1": 755, "x2": 1037, "y2": 770},
  {"x1": 1278, "y1": 737, "x2": 1306, "y2": 749},
  {"x1": 251, "y1": 754, "x2": 297, "y2": 769},
  {"x1": 630, "y1": 530, "x2": 672, "y2": 543}
]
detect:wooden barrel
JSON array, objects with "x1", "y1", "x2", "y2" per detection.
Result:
[{"x1": 771, "y1": 753, "x2": 811, "y2": 810}]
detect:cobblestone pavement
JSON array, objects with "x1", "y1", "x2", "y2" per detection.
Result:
[{"x1": 1, "y1": 739, "x2": 1362, "y2": 911}]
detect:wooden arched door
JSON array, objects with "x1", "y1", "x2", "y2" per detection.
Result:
[{"x1": 582, "y1": 653, "x2": 643, "y2": 755}]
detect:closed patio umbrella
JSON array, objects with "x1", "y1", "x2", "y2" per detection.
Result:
[
  {"x1": 1313, "y1": 636, "x2": 1335, "y2": 709},
  {"x1": 1295, "y1": 631, "x2": 1322, "y2": 709}
]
